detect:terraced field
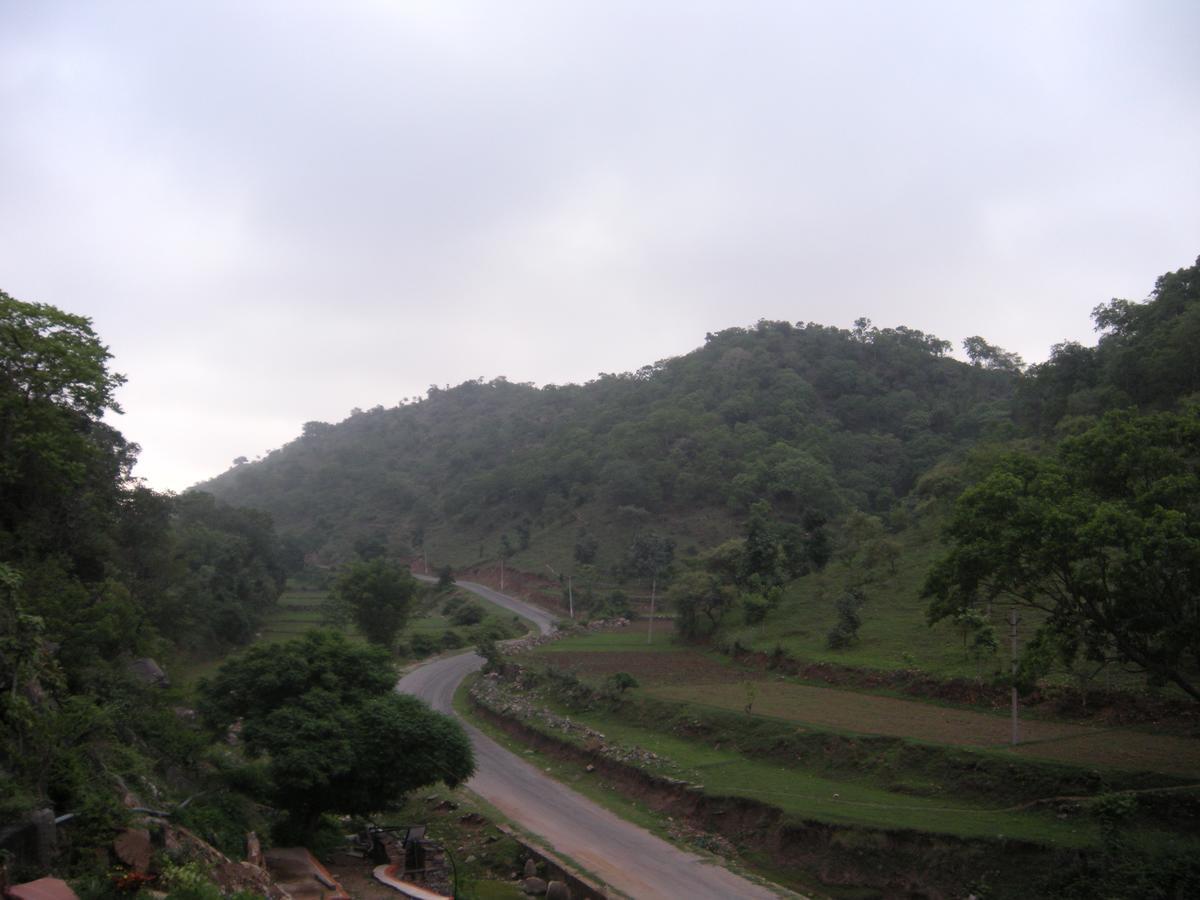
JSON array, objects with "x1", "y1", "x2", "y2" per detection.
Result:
[{"x1": 533, "y1": 638, "x2": 1200, "y2": 778}]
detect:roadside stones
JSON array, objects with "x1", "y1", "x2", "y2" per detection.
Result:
[
  {"x1": 521, "y1": 876, "x2": 548, "y2": 895},
  {"x1": 545, "y1": 881, "x2": 570, "y2": 900},
  {"x1": 472, "y1": 675, "x2": 676, "y2": 773},
  {"x1": 523, "y1": 859, "x2": 538, "y2": 878}
]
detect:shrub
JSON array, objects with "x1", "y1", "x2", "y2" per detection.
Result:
[
  {"x1": 606, "y1": 672, "x2": 639, "y2": 695},
  {"x1": 451, "y1": 603, "x2": 484, "y2": 626},
  {"x1": 409, "y1": 633, "x2": 438, "y2": 658},
  {"x1": 827, "y1": 589, "x2": 867, "y2": 649}
]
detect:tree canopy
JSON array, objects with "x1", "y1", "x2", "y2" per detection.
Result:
[
  {"x1": 924, "y1": 408, "x2": 1200, "y2": 701},
  {"x1": 201, "y1": 318, "x2": 1016, "y2": 566},
  {"x1": 198, "y1": 631, "x2": 474, "y2": 829},
  {"x1": 330, "y1": 557, "x2": 418, "y2": 648},
  {"x1": 2, "y1": 289, "x2": 292, "y2": 835},
  {"x1": 1016, "y1": 256, "x2": 1200, "y2": 431}
]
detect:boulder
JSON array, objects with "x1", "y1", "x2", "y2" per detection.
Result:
[
  {"x1": 211, "y1": 860, "x2": 283, "y2": 899},
  {"x1": 545, "y1": 881, "x2": 570, "y2": 900},
  {"x1": 521, "y1": 876, "x2": 548, "y2": 895},
  {"x1": 127, "y1": 658, "x2": 169, "y2": 688},
  {"x1": 113, "y1": 828, "x2": 153, "y2": 872}
]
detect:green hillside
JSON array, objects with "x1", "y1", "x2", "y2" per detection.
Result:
[
  {"x1": 203, "y1": 256, "x2": 1200, "y2": 704},
  {"x1": 203, "y1": 319, "x2": 1015, "y2": 569}
]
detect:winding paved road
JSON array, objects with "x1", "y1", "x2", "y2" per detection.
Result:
[{"x1": 401, "y1": 578, "x2": 782, "y2": 899}]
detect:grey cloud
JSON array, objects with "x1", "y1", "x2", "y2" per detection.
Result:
[{"x1": 2, "y1": 1, "x2": 1198, "y2": 489}]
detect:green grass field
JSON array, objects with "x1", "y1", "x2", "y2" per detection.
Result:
[{"x1": 537, "y1": 626, "x2": 687, "y2": 653}]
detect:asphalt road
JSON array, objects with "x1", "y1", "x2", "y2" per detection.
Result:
[{"x1": 399, "y1": 579, "x2": 783, "y2": 900}]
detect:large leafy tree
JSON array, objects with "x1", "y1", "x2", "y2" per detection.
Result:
[
  {"x1": 331, "y1": 557, "x2": 418, "y2": 648},
  {"x1": 1, "y1": 290, "x2": 133, "y2": 574},
  {"x1": 924, "y1": 408, "x2": 1200, "y2": 701},
  {"x1": 199, "y1": 631, "x2": 473, "y2": 832},
  {"x1": 668, "y1": 571, "x2": 736, "y2": 640}
]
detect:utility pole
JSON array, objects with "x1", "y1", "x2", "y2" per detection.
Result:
[
  {"x1": 500, "y1": 556, "x2": 505, "y2": 592},
  {"x1": 1010, "y1": 609, "x2": 1020, "y2": 746},
  {"x1": 545, "y1": 563, "x2": 574, "y2": 619},
  {"x1": 647, "y1": 575, "x2": 656, "y2": 645}
]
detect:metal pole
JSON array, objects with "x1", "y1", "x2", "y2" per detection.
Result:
[
  {"x1": 568, "y1": 575, "x2": 574, "y2": 619},
  {"x1": 1010, "y1": 609, "x2": 1020, "y2": 746},
  {"x1": 647, "y1": 575, "x2": 656, "y2": 644}
]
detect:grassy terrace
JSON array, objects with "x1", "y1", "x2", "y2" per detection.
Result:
[
  {"x1": 531, "y1": 625, "x2": 1200, "y2": 777},
  {"x1": 515, "y1": 693, "x2": 1103, "y2": 848},
  {"x1": 493, "y1": 625, "x2": 1200, "y2": 860}
]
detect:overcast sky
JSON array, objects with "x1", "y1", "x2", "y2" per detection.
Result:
[{"x1": 3, "y1": 1, "x2": 1198, "y2": 491}]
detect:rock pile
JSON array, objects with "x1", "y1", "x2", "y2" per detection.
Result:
[{"x1": 471, "y1": 676, "x2": 677, "y2": 773}]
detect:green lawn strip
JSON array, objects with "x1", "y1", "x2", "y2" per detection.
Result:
[
  {"x1": 451, "y1": 676, "x2": 791, "y2": 898},
  {"x1": 539, "y1": 701, "x2": 1099, "y2": 848},
  {"x1": 534, "y1": 630, "x2": 688, "y2": 653}
]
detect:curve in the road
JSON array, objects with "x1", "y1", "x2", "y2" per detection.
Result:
[{"x1": 399, "y1": 578, "x2": 782, "y2": 900}]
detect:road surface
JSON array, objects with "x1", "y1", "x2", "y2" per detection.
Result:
[{"x1": 399, "y1": 579, "x2": 783, "y2": 900}]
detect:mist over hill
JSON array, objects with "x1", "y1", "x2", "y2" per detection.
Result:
[{"x1": 202, "y1": 318, "x2": 1017, "y2": 567}]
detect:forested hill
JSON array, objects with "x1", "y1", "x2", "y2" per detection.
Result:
[{"x1": 202, "y1": 319, "x2": 1016, "y2": 567}]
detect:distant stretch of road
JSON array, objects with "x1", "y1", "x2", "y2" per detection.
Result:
[{"x1": 401, "y1": 577, "x2": 782, "y2": 900}]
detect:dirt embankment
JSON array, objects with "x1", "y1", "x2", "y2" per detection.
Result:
[{"x1": 469, "y1": 694, "x2": 1069, "y2": 900}]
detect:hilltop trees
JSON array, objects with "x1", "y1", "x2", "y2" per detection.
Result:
[
  {"x1": 201, "y1": 318, "x2": 1017, "y2": 565},
  {"x1": 962, "y1": 336, "x2": 1024, "y2": 372},
  {"x1": 1017, "y1": 256, "x2": 1200, "y2": 431}
]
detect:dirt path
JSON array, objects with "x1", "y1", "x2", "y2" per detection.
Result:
[{"x1": 398, "y1": 586, "x2": 787, "y2": 900}]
